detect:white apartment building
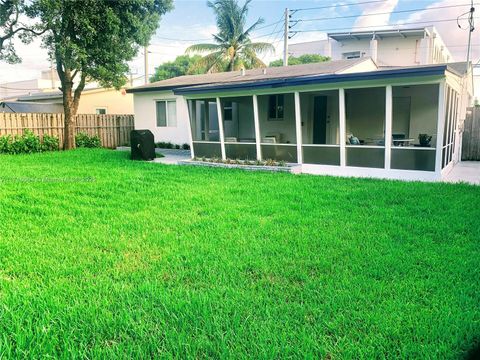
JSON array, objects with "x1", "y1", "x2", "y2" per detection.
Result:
[
  {"x1": 290, "y1": 27, "x2": 453, "y2": 67},
  {"x1": 0, "y1": 69, "x2": 61, "y2": 100}
]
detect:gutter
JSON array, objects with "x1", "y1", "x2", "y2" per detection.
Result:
[{"x1": 173, "y1": 66, "x2": 447, "y2": 95}]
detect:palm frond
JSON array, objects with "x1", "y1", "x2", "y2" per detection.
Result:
[
  {"x1": 186, "y1": 43, "x2": 223, "y2": 54},
  {"x1": 239, "y1": 18, "x2": 265, "y2": 41},
  {"x1": 196, "y1": 50, "x2": 228, "y2": 73},
  {"x1": 242, "y1": 42, "x2": 275, "y2": 55}
]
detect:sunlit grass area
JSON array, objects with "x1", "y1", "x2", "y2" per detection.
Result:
[{"x1": 0, "y1": 149, "x2": 479, "y2": 358}]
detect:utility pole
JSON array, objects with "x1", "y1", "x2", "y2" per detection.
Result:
[
  {"x1": 283, "y1": 8, "x2": 289, "y2": 66},
  {"x1": 144, "y1": 46, "x2": 149, "y2": 85},
  {"x1": 465, "y1": 2, "x2": 475, "y2": 73}
]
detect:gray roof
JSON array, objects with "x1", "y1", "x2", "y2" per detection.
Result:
[
  {"x1": 127, "y1": 58, "x2": 372, "y2": 93},
  {"x1": 446, "y1": 61, "x2": 470, "y2": 76},
  {"x1": 0, "y1": 101, "x2": 64, "y2": 113}
]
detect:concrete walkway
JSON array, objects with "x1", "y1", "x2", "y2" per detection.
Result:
[
  {"x1": 153, "y1": 150, "x2": 190, "y2": 165},
  {"x1": 444, "y1": 161, "x2": 480, "y2": 185}
]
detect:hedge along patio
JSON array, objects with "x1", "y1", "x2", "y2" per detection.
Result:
[{"x1": 0, "y1": 113, "x2": 134, "y2": 148}]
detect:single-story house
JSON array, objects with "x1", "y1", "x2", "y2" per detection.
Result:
[
  {"x1": 5, "y1": 87, "x2": 133, "y2": 115},
  {"x1": 127, "y1": 58, "x2": 473, "y2": 181}
]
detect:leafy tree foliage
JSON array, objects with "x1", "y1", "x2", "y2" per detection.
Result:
[
  {"x1": 1, "y1": 0, "x2": 173, "y2": 149},
  {"x1": 150, "y1": 55, "x2": 205, "y2": 82},
  {"x1": 0, "y1": 0, "x2": 44, "y2": 63},
  {"x1": 269, "y1": 54, "x2": 331, "y2": 67},
  {"x1": 186, "y1": 0, "x2": 274, "y2": 72}
]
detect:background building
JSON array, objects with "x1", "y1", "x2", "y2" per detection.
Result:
[{"x1": 290, "y1": 26, "x2": 453, "y2": 67}]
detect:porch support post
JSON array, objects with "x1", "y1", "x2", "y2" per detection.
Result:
[
  {"x1": 186, "y1": 99, "x2": 195, "y2": 159},
  {"x1": 294, "y1": 91, "x2": 303, "y2": 164},
  {"x1": 339, "y1": 88, "x2": 346, "y2": 167},
  {"x1": 252, "y1": 94, "x2": 262, "y2": 160},
  {"x1": 435, "y1": 80, "x2": 446, "y2": 174},
  {"x1": 384, "y1": 85, "x2": 393, "y2": 169},
  {"x1": 204, "y1": 100, "x2": 209, "y2": 141},
  {"x1": 216, "y1": 97, "x2": 226, "y2": 160}
]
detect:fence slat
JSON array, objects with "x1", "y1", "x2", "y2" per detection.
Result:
[
  {"x1": 462, "y1": 107, "x2": 480, "y2": 161},
  {"x1": 0, "y1": 113, "x2": 134, "y2": 149}
]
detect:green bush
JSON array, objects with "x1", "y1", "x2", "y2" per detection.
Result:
[
  {"x1": 22, "y1": 130, "x2": 42, "y2": 153},
  {"x1": 75, "y1": 132, "x2": 101, "y2": 148},
  {"x1": 0, "y1": 130, "x2": 60, "y2": 154},
  {"x1": 42, "y1": 134, "x2": 60, "y2": 151},
  {"x1": 0, "y1": 135, "x2": 12, "y2": 153},
  {"x1": 156, "y1": 142, "x2": 191, "y2": 150}
]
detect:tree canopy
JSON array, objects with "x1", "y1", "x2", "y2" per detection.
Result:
[
  {"x1": 150, "y1": 55, "x2": 205, "y2": 82},
  {"x1": 269, "y1": 54, "x2": 331, "y2": 67},
  {"x1": 1, "y1": 0, "x2": 173, "y2": 149},
  {"x1": 0, "y1": 0, "x2": 44, "y2": 63},
  {"x1": 186, "y1": 0, "x2": 274, "y2": 72}
]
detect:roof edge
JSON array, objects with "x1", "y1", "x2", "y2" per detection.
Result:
[{"x1": 173, "y1": 65, "x2": 447, "y2": 95}]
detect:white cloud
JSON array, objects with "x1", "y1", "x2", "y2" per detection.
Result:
[{"x1": 354, "y1": 0, "x2": 399, "y2": 28}]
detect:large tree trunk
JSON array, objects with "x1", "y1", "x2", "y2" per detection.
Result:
[
  {"x1": 62, "y1": 74, "x2": 76, "y2": 150},
  {"x1": 57, "y1": 65, "x2": 86, "y2": 150}
]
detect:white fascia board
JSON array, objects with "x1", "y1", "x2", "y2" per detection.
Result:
[{"x1": 181, "y1": 75, "x2": 445, "y2": 100}]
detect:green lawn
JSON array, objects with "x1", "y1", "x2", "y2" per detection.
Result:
[{"x1": 0, "y1": 149, "x2": 479, "y2": 358}]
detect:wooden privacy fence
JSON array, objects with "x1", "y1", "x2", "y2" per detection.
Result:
[
  {"x1": 462, "y1": 107, "x2": 480, "y2": 161},
  {"x1": 0, "y1": 113, "x2": 134, "y2": 149}
]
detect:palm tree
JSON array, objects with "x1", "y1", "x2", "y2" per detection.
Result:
[{"x1": 186, "y1": 0, "x2": 274, "y2": 72}]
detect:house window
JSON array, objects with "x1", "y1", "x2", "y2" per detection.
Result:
[
  {"x1": 224, "y1": 101, "x2": 233, "y2": 121},
  {"x1": 96, "y1": 108, "x2": 107, "y2": 114},
  {"x1": 268, "y1": 94, "x2": 284, "y2": 120},
  {"x1": 156, "y1": 100, "x2": 177, "y2": 127},
  {"x1": 342, "y1": 51, "x2": 361, "y2": 59}
]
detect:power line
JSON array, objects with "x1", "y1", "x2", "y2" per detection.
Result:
[
  {"x1": 296, "y1": 3, "x2": 476, "y2": 23},
  {"x1": 291, "y1": 17, "x2": 480, "y2": 34},
  {"x1": 291, "y1": 0, "x2": 388, "y2": 13}
]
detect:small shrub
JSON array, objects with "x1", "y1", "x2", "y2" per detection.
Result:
[
  {"x1": 42, "y1": 134, "x2": 60, "y2": 151},
  {"x1": 175, "y1": 144, "x2": 180, "y2": 149},
  {"x1": 22, "y1": 130, "x2": 42, "y2": 153},
  {"x1": 265, "y1": 159, "x2": 276, "y2": 166},
  {"x1": 182, "y1": 143, "x2": 190, "y2": 150},
  {"x1": 75, "y1": 132, "x2": 101, "y2": 148},
  {"x1": 0, "y1": 135, "x2": 12, "y2": 154}
]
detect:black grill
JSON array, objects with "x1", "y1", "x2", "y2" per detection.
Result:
[{"x1": 130, "y1": 130, "x2": 155, "y2": 161}]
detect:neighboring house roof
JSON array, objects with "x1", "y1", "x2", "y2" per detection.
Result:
[
  {"x1": 173, "y1": 63, "x2": 468, "y2": 95},
  {"x1": 14, "y1": 87, "x2": 128, "y2": 102},
  {"x1": 0, "y1": 101, "x2": 64, "y2": 113},
  {"x1": 127, "y1": 58, "x2": 374, "y2": 94}
]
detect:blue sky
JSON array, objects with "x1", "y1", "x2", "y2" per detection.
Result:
[{"x1": 0, "y1": 0, "x2": 476, "y2": 84}]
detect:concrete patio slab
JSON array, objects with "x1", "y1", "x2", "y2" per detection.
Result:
[{"x1": 444, "y1": 161, "x2": 480, "y2": 185}]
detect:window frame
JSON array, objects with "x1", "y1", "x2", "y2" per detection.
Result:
[
  {"x1": 95, "y1": 108, "x2": 107, "y2": 115},
  {"x1": 268, "y1": 94, "x2": 284, "y2": 121},
  {"x1": 155, "y1": 99, "x2": 177, "y2": 127},
  {"x1": 342, "y1": 51, "x2": 361, "y2": 59},
  {"x1": 223, "y1": 101, "x2": 233, "y2": 121}
]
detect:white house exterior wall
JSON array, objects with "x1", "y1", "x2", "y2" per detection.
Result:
[{"x1": 133, "y1": 90, "x2": 191, "y2": 145}]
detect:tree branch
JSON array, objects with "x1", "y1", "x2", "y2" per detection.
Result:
[{"x1": 73, "y1": 72, "x2": 86, "y2": 114}]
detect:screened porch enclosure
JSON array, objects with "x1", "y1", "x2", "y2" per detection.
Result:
[
  {"x1": 186, "y1": 81, "x2": 452, "y2": 174},
  {"x1": 188, "y1": 99, "x2": 221, "y2": 158},
  {"x1": 221, "y1": 96, "x2": 257, "y2": 160}
]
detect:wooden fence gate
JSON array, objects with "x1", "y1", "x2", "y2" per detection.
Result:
[
  {"x1": 462, "y1": 107, "x2": 480, "y2": 161},
  {"x1": 0, "y1": 113, "x2": 134, "y2": 149}
]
